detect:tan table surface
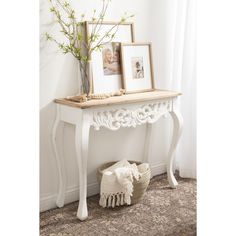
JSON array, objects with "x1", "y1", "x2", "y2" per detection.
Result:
[{"x1": 54, "y1": 90, "x2": 181, "y2": 109}]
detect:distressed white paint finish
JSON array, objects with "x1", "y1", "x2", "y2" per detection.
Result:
[{"x1": 52, "y1": 97, "x2": 183, "y2": 220}]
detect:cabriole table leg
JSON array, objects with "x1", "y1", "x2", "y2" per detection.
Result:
[
  {"x1": 75, "y1": 112, "x2": 91, "y2": 221},
  {"x1": 52, "y1": 105, "x2": 67, "y2": 208},
  {"x1": 167, "y1": 110, "x2": 183, "y2": 188}
]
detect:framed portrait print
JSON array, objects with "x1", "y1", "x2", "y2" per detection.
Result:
[
  {"x1": 85, "y1": 21, "x2": 135, "y2": 94},
  {"x1": 120, "y1": 43, "x2": 155, "y2": 93}
]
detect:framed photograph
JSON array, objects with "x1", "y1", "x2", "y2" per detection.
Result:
[
  {"x1": 85, "y1": 21, "x2": 135, "y2": 94},
  {"x1": 121, "y1": 43, "x2": 155, "y2": 93}
]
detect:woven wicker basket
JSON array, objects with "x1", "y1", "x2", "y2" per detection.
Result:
[{"x1": 97, "y1": 160, "x2": 151, "y2": 205}]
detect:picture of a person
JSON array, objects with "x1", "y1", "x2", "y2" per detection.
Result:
[
  {"x1": 132, "y1": 57, "x2": 144, "y2": 79},
  {"x1": 102, "y1": 43, "x2": 121, "y2": 76},
  {"x1": 110, "y1": 44, "x2": 121, "y2": 72}
]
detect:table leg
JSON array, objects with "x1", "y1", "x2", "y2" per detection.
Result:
[
  {"x1": 143, "y1": 123, "x2": 153, "y2": 163},
  {"x1": 52, "y1": 105, "x2": 66, "y2": 207},
  {"x1": 167, "y1": 110, "x2": 183, "y2": 188},
  {"x1": 75, "y1": 112, "x2": 90, "y2": 221}
]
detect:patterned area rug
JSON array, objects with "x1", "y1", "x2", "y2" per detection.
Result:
[{"x1": 40, "y1": 173, "x2": 196, "y2": 236}]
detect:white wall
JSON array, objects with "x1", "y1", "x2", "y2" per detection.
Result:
[{"x1": 40, "y1": 0, "x2": 174, "y2": 212}]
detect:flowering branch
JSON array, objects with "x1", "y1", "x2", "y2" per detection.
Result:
[{"x1": 45, "y1": 0, "x2": 134, "y2": 95}]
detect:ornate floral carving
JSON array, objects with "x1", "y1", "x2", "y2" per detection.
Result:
[{"x1": 92, "y1": 101, "x2": 171, "y2": 131}]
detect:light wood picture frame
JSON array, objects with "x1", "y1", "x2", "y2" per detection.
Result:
[
  {"x1": 120, "y1": 43, "x2": 155, "y2": 94},
  {"x1": 85, "y1": 21, "x2": 135, "y2": 94}
]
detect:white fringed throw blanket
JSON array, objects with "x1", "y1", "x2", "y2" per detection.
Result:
[{"x1": 99, "y1": 159, "x2": 145, "y2": 208}]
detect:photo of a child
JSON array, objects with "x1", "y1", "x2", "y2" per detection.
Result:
[
  {"x1": 131, "y1": 57, "x2": 144, "y2": 79},
  {"x1": 102, "y1": 42, "x2": 121, "y2": 76}
]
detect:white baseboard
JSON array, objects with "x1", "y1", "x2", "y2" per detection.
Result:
[
  {"x1": 40, "y1": 163, "x2": 167, "y2": 212},
  {"x1": 150, "y1": 163, "x2": 166, "y2": 177},
  {"x1": 179, "y1": 168, "x2": 196, "y2": 179},
  {"x1": 40, "y1": 182, "x2": 100, "y2": 212}
]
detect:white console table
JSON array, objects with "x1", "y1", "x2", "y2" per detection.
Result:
[{"x1": 52, "y1": 90, "x2": 183, "y2": 221}]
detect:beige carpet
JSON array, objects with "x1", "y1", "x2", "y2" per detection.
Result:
[{"x1": 40, "y1": 173, "x2": 196, "y2": 236}]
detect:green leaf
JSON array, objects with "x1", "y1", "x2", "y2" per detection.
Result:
[
  {"x1": 45, "y1": 32, "x2": 52, "y2": 41},
  {"x1": 64, "y1": 1, "x2": 69, "y2": 7},
  {"x1": 50, "y1": 7, "x2": 56, "y2": 12},
  {"x1": 81, "y1": 56, "x2": 88, "y2": 62},
  {"x1": 75, "y1": 47, "x2": 81, "y2": 54},
  {"x1": 59, "y1": 43, "x2": 64, "y2": 49},
  {"x1": 77, "y1": 33, "x2": 83, "y2": 41},
  {"x1": 121, "y1": 17, "x2": 126, "y2": 22}
]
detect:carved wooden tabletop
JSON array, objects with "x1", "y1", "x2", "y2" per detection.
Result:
[{"x1": 54, "y1": 90, "x2": 181, "y2": 109}]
